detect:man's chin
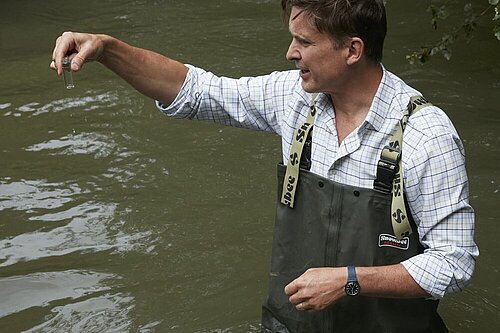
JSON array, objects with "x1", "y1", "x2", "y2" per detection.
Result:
[{"x1": 300, "y1": 80, "x2": 320, "y2": 94}]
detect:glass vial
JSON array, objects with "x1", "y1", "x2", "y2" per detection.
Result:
[{"x1": 62, "y1": 57, "x2": 75, "y2": 89}]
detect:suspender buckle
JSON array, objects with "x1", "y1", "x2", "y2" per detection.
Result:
[{"x1": 374, "y1": 145, "x2": 401, "y2": 194}]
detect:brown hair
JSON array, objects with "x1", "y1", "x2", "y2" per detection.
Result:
[{"x1": 281, "y1": 0, "x2": 387, "y2": 63}]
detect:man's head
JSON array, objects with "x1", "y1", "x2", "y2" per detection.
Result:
[{"x1": 281, "y1": 0, "x2": 387, "y2": 64}]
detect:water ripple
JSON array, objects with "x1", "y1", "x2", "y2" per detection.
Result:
[
  {"x1": 22, "y1": 292, "x2": 154, "y2": 333},
  {"x1": 0, "y1": 201, "x2": 154, "y2": 267},
  {"x1": 0, "y1": 103, "x2": 12, "y2": 110},
  {"x1": 0, "y1": 270, "x2": 113, "y2": 318},
  {"x1": 2, "y1": 93, "x2": 120, "y2": 118},
  {"x1": 0, "y1": 202, "x2": 115, "y2": 267},
  {"x1": 25, "y1": 132, "x2": 117, "y2": 158},
  {"x1": 0, "y1": 179, "x2": 82, "y2": 212}
]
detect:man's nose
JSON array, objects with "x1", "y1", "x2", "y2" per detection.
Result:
[{"x1": 286, "y1": 40, "x2": 300, "y2": 61}]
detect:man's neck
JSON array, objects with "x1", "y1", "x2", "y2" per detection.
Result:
[
  {"x1": 328, "y1": 62, "x2": 383, "y2": 144},
  {"x1": 329, "y1": 62, "x2": 383, "y2": 118}
]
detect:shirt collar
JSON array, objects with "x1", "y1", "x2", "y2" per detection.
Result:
[
  {"x1": 363, "y1": 65, "x2": 395, "y2": 133},
  {"x1": 298, "y1": 65, "x2": 396, "y2": 134}
]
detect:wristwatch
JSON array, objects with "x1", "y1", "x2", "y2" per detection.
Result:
[{"x1": 344, "y1": 266, "x2": 361, "y2": 296}]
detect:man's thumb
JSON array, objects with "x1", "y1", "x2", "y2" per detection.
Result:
[{"x1": 71, "y1": 55, "x2": 85, "y2": 72}]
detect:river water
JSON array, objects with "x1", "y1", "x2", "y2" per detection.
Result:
[{"x1": 0, "y1": 0, "x2": 498, "y2": 332}]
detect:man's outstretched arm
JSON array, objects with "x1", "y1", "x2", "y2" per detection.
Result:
[{"x1": 50, "y1": 31, "x2": 188, "y2": 106}]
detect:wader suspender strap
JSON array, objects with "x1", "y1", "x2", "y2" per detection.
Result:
[
  {"x1": 374, "y1": 96, "x2": 432, "y2": 239},
  {"x1": 280, "y1": 94, "x2": 432, "y2": 239},
  {"x1": 281, "y1": 93, "x2": 318, "y2": 208}
]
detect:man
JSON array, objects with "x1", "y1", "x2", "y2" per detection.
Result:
[{"x1": 50, "y1": 1, "x2": 478, "y2": 332}]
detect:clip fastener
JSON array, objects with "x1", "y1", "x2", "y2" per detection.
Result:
[{"x1": 374, "y1": 145, "x2": 401, "y2": 194}]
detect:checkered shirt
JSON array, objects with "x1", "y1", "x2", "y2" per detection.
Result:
[{"x1": 156, "y1": 64, "x2": 479, "y2": 299}]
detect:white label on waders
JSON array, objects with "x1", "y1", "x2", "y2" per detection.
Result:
[{"x1": 378, "y1": 234, "x2": 410, "y2": 250}]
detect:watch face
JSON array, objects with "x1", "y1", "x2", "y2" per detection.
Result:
[{"x1": 345, "y1": 282, "x2": 360, "y2": 296}]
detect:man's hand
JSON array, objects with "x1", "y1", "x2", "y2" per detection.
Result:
[
  {"x1": 284, "y1": 267, "x2": 347, "y2": 311},
  {"x1": 48, "y1": 31, "x2": 187, "y2": 105},
  {"x1": 50, "y1": 32, "x2": 106, "y2": 75},
  {"x1": 284, "y1": 264, "x2": 430, "y2": 312}
]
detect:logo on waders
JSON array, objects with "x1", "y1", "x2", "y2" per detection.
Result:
[{"x1": 378, "y1": 234, "x2": 410, "y2": 250}]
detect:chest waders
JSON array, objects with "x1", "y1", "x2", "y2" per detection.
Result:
[{"x1": 261, "y1": 96, "x2": 448, "y2": 333}]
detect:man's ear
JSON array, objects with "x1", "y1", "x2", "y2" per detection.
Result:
[{"x1": 346, "y1": 37, "x2": 364, "y2": 65}]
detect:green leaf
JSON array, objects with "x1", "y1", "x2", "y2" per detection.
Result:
[
  {"x1": 428, "y1": 4, "x2": 449, "y2": 29},
  {"x1": 495, "y1": 24, "x2": 500, "y2": 40},
  {"x1": 442, "y1": 48, "x2": 452, "y2": 61},
  {"x1": 407, "y1": 1, "x2": 499, "y2": 64},
  {"x1": 406, "y1": 47, "x2": 433, "y2": 64},
  {"x1": 463, "y1": 21, "x2": 477, "y2": 37},
  {"x1": 494, "y1": 7, "x2": 500, "y2": 20}
]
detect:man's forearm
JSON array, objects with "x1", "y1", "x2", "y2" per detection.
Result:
[
  {"x1": 285, "y1": 264, "x2": 429, "y2": 312},
  {"x1": 98, "y1": 35, "x2": 188, "y2": 105},
  {"x1": 357, "y1": 264, "x2": 429, "y2": 298}
]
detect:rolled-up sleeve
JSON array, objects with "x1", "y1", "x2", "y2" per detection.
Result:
[
  {"x1": 402, "y1": 111, "x2": 479, "y2": 299},
  {"x1": 156, "y1": 65, "x2": 301, "y2": 136}
]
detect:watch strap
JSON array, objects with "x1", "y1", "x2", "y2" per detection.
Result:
[
  {"x1": 347, "y1": 265, "x2": 357, "y2": 282},
  {"x1": 344, "y1": 265, "x2": 360, "y2": 296}
]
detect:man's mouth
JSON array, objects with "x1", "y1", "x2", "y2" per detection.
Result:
[{"x1": 299, "y1": 69, "x2": 311, "y2": 79}]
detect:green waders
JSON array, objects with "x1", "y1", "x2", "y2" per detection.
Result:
[{"x1": 261, "y1": 96, "x2": 448, "y2": 333}]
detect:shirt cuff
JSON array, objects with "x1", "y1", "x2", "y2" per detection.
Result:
[
  {"x1": 401, "y1": 254, "x2": 453, "y2": 299},
  {"x1": 155, "y1": 64, "x2": 199, "y2": 119}
]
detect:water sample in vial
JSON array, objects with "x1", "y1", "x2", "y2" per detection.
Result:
[{"x1": 62, "y1": 57, "x2": 75, "y2": 89}]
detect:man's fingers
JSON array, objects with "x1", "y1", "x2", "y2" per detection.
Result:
[
  {"x1": 289, "y1": 292, "x2": 307, "y2": 305},
  {"x1": 70, "y1": 46, "x2": 94, "y2": 72},
  {"x1": 51, "y1": 31, "x2": 80, "y2": 75},
  {"x1": 52, "y1": 36, "x2": 70, "y2": 75},
  {"x1": 284, "y1": 279, "x2": 299, "y2": 296},
  {"x1": 49, "y1": 60, "x2": 58, "y2": 74},
  {"x1": 286, "y1": 280, "x2": 308, "y2": 305},
  {"x1": 51, "y1": 36, "x2": 62, "y2": 61},
  {"x1": 296, "y1": 302, "x2": 308, "y2": 311}
]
